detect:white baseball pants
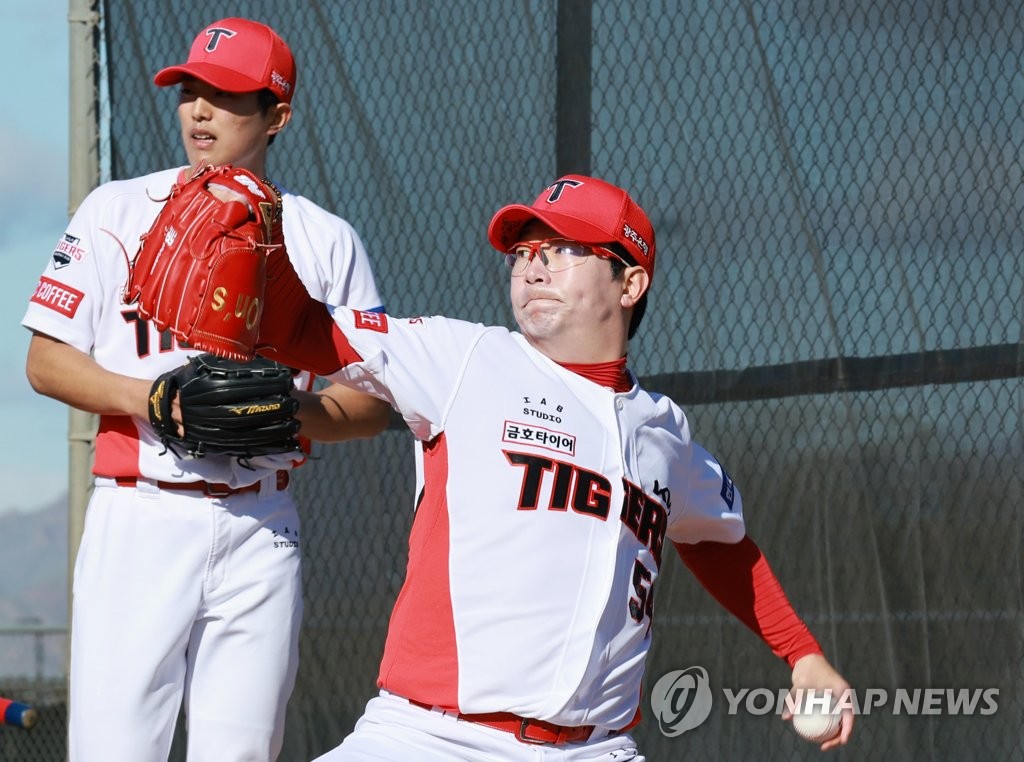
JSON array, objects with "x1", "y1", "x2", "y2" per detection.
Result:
[
  {"x1": 314, "y1": 691, "x2": 645, "y2": 761},
  {"x1": 69, "y1": 478, "x2": 303, "y2": 761}
]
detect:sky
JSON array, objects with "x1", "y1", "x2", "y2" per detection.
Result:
[{"x1": 1, "y1": 0, "x2": 71, "y2": 515}]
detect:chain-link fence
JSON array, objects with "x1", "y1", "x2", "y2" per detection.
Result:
[
  {"x1": 29, "y1": 1, "x2": 1024, "y2": 760},
  {"x1": 0, "y1": 627, "x2": 67, "y2": 761}
]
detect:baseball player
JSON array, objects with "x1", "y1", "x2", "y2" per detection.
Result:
[
  {"x1": 21, "y1": 18, "x2": 388, "y2": 762},
  {"x1": 253, "y1": 175, "x2": 856, "y2": 760}
]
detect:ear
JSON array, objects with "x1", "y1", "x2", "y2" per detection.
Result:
[
  {"x1": 620, "y1": 266, "x2": 650, "y2": 308},
  {"x1": 266, "y1": 103, "x2": 293, "y2": 137}
]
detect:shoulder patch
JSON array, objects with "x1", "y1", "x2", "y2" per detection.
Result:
[
  {"x1": 53, "y1": 234, "x2": 87, "y2": 269},
  {"x1": 720, "y1": 468, "x2": 736, "y2": 510},
  {"x1": 31, "y1": 276, "x2": 85, "y2": 318},
  {"x1": 353, "y1": 310, "x2": 388, "y2": 332}
]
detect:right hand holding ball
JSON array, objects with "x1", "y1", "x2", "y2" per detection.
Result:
[{"x1": 790, "y1": 689, "x2": 842, "y2": 744}]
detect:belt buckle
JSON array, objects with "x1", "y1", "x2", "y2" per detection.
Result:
[
  {"x1": 514, "y1": 718, "x2": 553, "y2": 745},
  {"x1": 202, "y1": 482, "x2": 234, "y2": 498}
]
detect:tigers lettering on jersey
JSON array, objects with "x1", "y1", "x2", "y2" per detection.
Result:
[
  {"x1": 502, "y1": 450, "x2": 669, "y2": 563},
  {"x1": 31, "y1": 276, "x2": 85, "y2": 318},
  {"x1": 504, "y1": 450, "x2": 612, "y2": 519},
  {"x1": 620, "y1": 478, "x2": 667, "y2": 566}
]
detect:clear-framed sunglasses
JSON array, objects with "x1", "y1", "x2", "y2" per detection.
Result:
[{"x1": 504, "y1": 238, "x2": 626, "y2": 276}]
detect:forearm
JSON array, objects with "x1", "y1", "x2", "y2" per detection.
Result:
[
  {"x1": 293, "y1": 384, "x2": 391, "y2": 441},
  {"x1": 25, "y1": 332, "x2": 151, "y2": 418},
  {"x1": 675, "y1": 535, "x2": 822, "y2": 667},
  {"x1": 678, "y1": 536, "x2": 854, "y2": 748}
]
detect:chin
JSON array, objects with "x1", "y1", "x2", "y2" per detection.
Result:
[
  {"x1": 517, "y1": 314, "x2": 561, "y2": 341},
  {"x1": 183, "y1": 152, "x2": 208, "y2": 169}
]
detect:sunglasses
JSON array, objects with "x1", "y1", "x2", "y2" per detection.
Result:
[{"x1": 504, "y1": 238, "x2": 627, "y2": 276}]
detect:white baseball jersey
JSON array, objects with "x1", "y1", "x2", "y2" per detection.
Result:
[
  {"x1": 23, "y1": 167, "x2": 383, "y2": 761},
  {"x1": 326, "y1": 310, "x2": 746, "y2": 731},
  {"x1": 21, "y1": 166, "x2": 383, "y2": 486}
]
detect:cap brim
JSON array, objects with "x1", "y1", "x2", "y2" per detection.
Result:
[
  {"x1": 487, "y1": 205, "x2": 615, "y2": 252},
  {"x1": 153, "y1": 62, "x2": 265, "y2": 93}
]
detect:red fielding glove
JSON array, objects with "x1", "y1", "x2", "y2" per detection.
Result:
[{"x1": 124, "y1": 164, "x2": 281, "y2": 360}]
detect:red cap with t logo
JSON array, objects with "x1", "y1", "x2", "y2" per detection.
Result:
[
  {"x1": 154, "y1": 18, "x2": 296, "y2": 104},
  {"x1": 487, "y1": 175, "x2": 656, "y2": 282}
]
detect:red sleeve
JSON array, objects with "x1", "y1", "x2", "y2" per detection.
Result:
[
  {"x1": 258, "y1": 299, "x2": 363, "y2": 376},
  {"x1": 674, "y1": 536, "x2": 823, "y2": 668},
  {"x1": 257, "y1": 242, "x2": 364, "y2": 376}
]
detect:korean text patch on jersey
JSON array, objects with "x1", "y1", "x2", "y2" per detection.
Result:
[
  {"x1": 502, "y1": 420, "x2": 576, "y2": 456},
  {"x1": 31, "y1": 276, "x2": 85, "y2": 319}
]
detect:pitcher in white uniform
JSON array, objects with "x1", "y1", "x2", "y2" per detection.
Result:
[
  {"x1": 255, "y1": 174, "x2": 856, "y2": 760},
  {"x1": 22, "y1": 17, "x2": 388, "y2": 762}
]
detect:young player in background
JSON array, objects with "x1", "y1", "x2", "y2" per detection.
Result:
[{"x1": 22, "y1": 18, "x2": 388, "y2": 762}]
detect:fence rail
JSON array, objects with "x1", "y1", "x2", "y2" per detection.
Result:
[{"x1": 0, "y1": 626, "x2": 67, "y2": 681}]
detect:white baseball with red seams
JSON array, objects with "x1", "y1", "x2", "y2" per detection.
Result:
[
  {"x1": 791, "y1": 691, "x2": 842, "y2": 743},
  {"x1": 325, "y1": 308, "x2": 746, "y2": 733}
]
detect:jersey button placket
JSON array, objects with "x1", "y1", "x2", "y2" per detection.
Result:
[{"x1": 613, "y1": 394, "x2": 638, "y2": 490}]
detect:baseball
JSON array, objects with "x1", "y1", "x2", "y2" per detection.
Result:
[{"x1": 790, "y1": 690, "x2": 842, "y2": 744}]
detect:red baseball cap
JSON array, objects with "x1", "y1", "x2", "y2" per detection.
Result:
[
  {"x1": 154, "y1": 18, "x2": 296, "y2": 104},
  {"x1": 487, "y1": 175, "x2": 656, "y2": 282}
]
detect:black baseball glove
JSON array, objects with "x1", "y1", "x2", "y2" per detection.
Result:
[{"x1": 148, "y1": 353, "x2": 301, "y2": 461}]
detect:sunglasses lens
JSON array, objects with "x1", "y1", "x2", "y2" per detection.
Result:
[{"x1": 506, "y1": 240, "x2": 594, "y2": 275}]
